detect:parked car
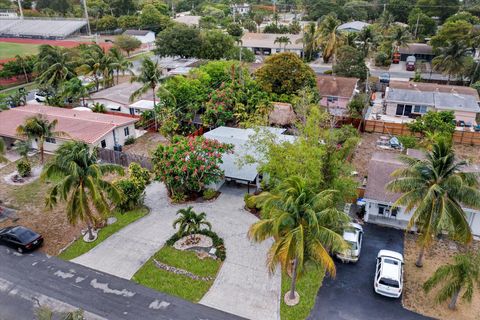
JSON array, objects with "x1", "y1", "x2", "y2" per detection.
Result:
[
  {"x1": 374, "y1": 250, "x2": 404, "y2": 298},
  {"x1": 0, "y1": 226, "x2": 43, "y2": 253},
  {"x1": 406, "y1": 56, "x2": 416, "y2": 71},
  {"x1": 335, "y1": 222, "x2": 363, "y2": 263},
  {"x1": 34, "y1": 91, "x2": 50, "y2": 102}
]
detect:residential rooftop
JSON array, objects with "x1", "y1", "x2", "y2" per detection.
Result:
[
  {"x1": 173, "y1": 15, "x2": 201, "y2": 26},
  {"x1": 338, "y1": 21, "x2": 370, "y2": 31},
  {"x1": 240, "y1": 33, "x2": 303, "y2": 50},
  {"x1": 316, "y1": 75, "x2": 359, "y2": 98},
  {"x1": 123, "y1": 29, "x2": 152, "y2": 36}
]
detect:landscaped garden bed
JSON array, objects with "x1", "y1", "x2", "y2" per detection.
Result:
[{"x1": 58, "y1": 207, "x2": 149, "y2": 260}]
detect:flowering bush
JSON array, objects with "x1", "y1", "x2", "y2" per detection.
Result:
[
  {"x1": 152, "y1": 136, "x2": 233, "y2": 197},
  {"x1": 202, "y1": 84, "x2": 236, "y2": 127}
]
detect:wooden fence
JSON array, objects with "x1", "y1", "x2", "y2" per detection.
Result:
[
  {"x1": 96, "y1": 148, "x2": 153, "y2": 171},
  {"x1": 364, "y1": 120, "x2": 480, "y2": 146}
]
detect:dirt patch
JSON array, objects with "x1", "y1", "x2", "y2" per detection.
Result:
[
  {"x1": 123, "y1": 132, "x2": 168, "y2": 157},
  {"x1": 454, "y1": 144, "x2": 480, "y2": 165},
  {"x1": 403, "y1": 234, "x2": 480, "y2": 320}
]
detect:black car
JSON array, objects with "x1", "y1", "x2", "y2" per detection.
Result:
[{"x1": 0, "y1": 226, "x2": 43, "y2": 253}]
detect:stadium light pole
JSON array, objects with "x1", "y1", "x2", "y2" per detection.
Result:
[
  {"x1": 82, "y1": 0, "x2": 92, "y2": 36},
  {"x1": 17, "y1": 0, "x2": 24, "y2": 19}
]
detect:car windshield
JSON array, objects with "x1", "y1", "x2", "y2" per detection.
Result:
[
  {"x1": 379, "y1": 278, "x2": 399, "y2": 288},
  {"x1": 384, "y1": 258, "x2": 400, "y2": 265},
  {"x1": 348, "y1": 241, "x2": 358, "y2": 251},
  {"x1": 15, "y1": 228, "x2": 38, "y2": 243}
]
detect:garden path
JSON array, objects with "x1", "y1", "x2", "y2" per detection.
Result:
[{"x1": 72, "y1": 182, "x2": 281, "y2": 320}]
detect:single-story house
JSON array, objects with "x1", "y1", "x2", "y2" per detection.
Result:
[
  {"x1": 338, "y1": 21, "x2": 370, "y2": 33},
  {"x1": 203, "y1": 126, "x2": 296, "y2": 191},
  {"x1": 316, "y1": 75, "x2": 359, "y2": 116},
  {"x1": 86, "y1": 81, "x2": 155, "y2": 116},
  {"x1": 231, "y1": 3, "x2": 250, "y2": 15},
  {"x1": 383, "y1": 81, "x2": 480, "y2": 124},
  {"x1": 123, "y1": 30, "x2": 155, "y2": 45},
  {"x1": 0, "y1": 105, "x2": 137, "y2": 152},
  {"x1": 363, "y1": 150, "x2": 480, "y2": 238},
  {"x1": 398, "y1": 43, "x2": 435, "y2": 62},
  {"x1": 240, "y1": 33, "x2": 304, "y2": 57},
  {"x1": 173, "y1": 15, "x2": 201, "y2": 27}
]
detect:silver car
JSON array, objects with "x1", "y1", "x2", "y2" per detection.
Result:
[{"x1": 336, "y1": 223, "x2": 363, "y2": 263}]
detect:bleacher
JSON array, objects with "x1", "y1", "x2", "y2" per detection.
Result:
[{"x1": 0, "y1": 18, "x2": 87, "y2": 39}]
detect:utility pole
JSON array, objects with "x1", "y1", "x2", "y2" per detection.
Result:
[
  {"x1": 17, "y1": 0, "x2": 23, "y2": 19},
  {"x1": 414, "y1": 13, "x2": 420, "y2": 39},
  {"x1": 82, "y1": 0, "x2": 91, "y2": 36},
  {"x1": 383, "y1": 3, "x2": 386, "y2": 13}
]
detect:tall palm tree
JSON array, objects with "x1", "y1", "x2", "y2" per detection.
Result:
[
  {"x1": 173, "y1": 206, "x2": 212, "y2": 240},
  {"x1": 35, "y1": 45, "x2": 77, "y2": 92},
  {"x1": 108, "y1": 47, "x2": 133, "y2": 85},
  {"x1": 315, "y1": 14, "x2": 344, "y2": 63},
  {"x1": 76, "y1": 45, "x2": 114, "y2": 91},
  {"x1": 300, "y1": 22, "x2": 319, "y2": 61},
  {"x1": 129, "y1": 58, "x2": 162, "y2": 106},
  {"x1": 248, "y1": 176, "x2": 349, "y2": 304},
  {"x1": 432, "y1": 41, "x2": 470, "y2": 85},
  {"x1": 41, "y1": 141, "x2": 124, "y2": 240},
  {"x1": 423, "y1": 251, "x2": 480, "y2": 310},
  {"x1": 15, "y1": 54, "x2": 32, "y2": 83},
  {"x1": 16, "y1": 115, "x2": 66, "y2": 164},
  {"x1": 387, "y1": 140, "x2": 480, "y2": 267},
  {"x1": 357, "y1": 25, "x2": 378, "y2": 57},
  {"x1": 274, "y1": 36, "x2": 291, "y2": 50},
  {"x1": 390, "y1": 26, "x2": 411, "y2": 55},
  {"x1": 378, "y1": 11, "x2": 394, "y2": 33},
  {"x1": 61, "y1": 78, "x2": 90, "y2": 106}
]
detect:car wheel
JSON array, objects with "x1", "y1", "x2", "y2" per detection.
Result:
[{"x1": 17, "y1": 247, "x2": 23, "y2": 254}]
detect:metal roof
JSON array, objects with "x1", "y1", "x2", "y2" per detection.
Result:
[
  {"x1": 129, "y1": 100, "x2": 155, "y2": 110},
  {"x1": 203, "y1": 126, "x2": 296, "y2": 182},
  {"x1": 338, "y1": 21, "x2": 370, "y2": 32}
]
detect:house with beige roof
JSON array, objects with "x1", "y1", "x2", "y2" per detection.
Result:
[
  {"x1": 316, "y1": 75, "x2": 359, "y2": 116},
  {"x1": 363, "y1": 150, "x2": 480, "y2": 238},
  {"x1": 0, "y1": 105, "x2": 137, "y2": 152},
  {"x1": 240, "y1": 33, "x2": 304, "y2": 57}
]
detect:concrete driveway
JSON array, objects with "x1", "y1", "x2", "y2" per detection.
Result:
[
  {"x1": 72, "y1": 182, "x2": 281, "y2": 320},
  {"x1": 308, "y1": 224, "x2": 431, "y2": 320}
]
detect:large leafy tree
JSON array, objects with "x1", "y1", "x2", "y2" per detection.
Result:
[
  {"x1": 154, "y1": 24, "x2": 202, "y2": 59},
  {"x1": 424, "y1": 251, "x2": 480, "y2": 310},
  {"x1": 332, "y1": 45, "x2": 368, "y2": 80},
  {"x1": 248, "y1": 176, "x2": 349, "y2": 303},
  {"x1": 41, "y1": 142, "x2": 124, "y2": 240},
  {"x1": 315, "y1": 13, "x2": 344, "y2": 63},
  {"x1": 173, "y1": 206, "x2": 212, "y2": 239},
  {"x1": 16, "y1": 115, "x2": 65, "y2": 164},
  {"x1": 255, "y1": 52, "x2": 316, "y2": 96},
  {"x1": 114, "y1": 35, "x2": 141, "y2": 57},
  {"x1": 199, "y1": 30, "x2": 235, "y2": 60},
  {"x1": 35, "y1": 45, "x2": 77, "y2": 92},
  {"x1": 387, "y1": 140, "x2": 480, "y2": 267},
  {"x1": 430, "y1": 20, "x2": 473, "y2": 50}
]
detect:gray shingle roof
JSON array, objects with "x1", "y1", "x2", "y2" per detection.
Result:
[
  {"x1": 434, "y1": 92, "x2": 480, "y2": 113},
  {"x1": 386, "y1": 88, "x2": 435, "y2": 106}
]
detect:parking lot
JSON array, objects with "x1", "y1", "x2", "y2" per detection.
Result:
[{"x1": 308, "y1": 224, "x2": 431, "y2": 320}]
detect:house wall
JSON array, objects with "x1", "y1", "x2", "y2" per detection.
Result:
[
  {"x1": 385, "y1": 101, "x2": 434, "y2": 117},
  {"x1": 244, "y1": 46, "x2": 303, "y2": 57},
  {"x1": 453, "y1": 110, "x2": 477, "y2": 124}
]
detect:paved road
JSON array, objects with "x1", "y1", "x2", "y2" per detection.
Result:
[
  {"x1": 308, "y1": 224, "x2": 431, "y2": 320},
  {"x1": 0, "y1": 247, "x2": 243, "y2": 320},
  {"x1": 72, "y1": 182, "x2": 281, "y2": 320}
]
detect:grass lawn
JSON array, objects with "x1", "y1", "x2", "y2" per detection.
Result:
[
  {"x1": 58, "y1": 207, "x2": 148, "y2": 260},
  {"x1": 280, "y1": 264, "x2": 325, "y2": 320},
  {"x1": 0, "y1": 42, "x2": 40, "y2": 59},
  {"x1": 0, "y1": 82, "x2": 38, "y2": 96},
  {"x1": 132, "y1": 246, "x2": 222, "y2": 302}
]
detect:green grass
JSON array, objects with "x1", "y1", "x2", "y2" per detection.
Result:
[
  {"x1": 58, "y1": 208, "x2": 149, "y2": 260},
  {"x1": 0, "y1": 42, "x2": 40, "y2": 60},
  {"x1": 280, "y1": 264, "x2": 325, "y2": 320},
  {"x1": 0, "y1": 82, "x2": 38, "y2": 96},
  {"x1": 127, "y1": 51, "x2": 153, "y2": 62},
  {"x1": 132, "y1": 246, "x2": 222, "y2": 302}
]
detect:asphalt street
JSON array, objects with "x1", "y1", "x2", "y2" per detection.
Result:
[
  {"x1": 0, "y1": 247, "x2": 243, "y2": 320},
  {"x1": 308, "y1": 224, "x2": 432, "y2": 320}
]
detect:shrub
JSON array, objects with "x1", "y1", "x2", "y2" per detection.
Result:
[
  {"x1": 202, "y1": 189, "x2": 217, "y2": 200},
  {"x1": 166, "y1": 229, "x2": 226, "y2": 261},
  {"x1": 115, "y1": 163, "x2": 150, "y2": 212},
  {"x1": 398, "y1": 135, "x2": 418, "y2": 149},
  {"x1": 375, "y1": 52, "x2": 390, "y2": 67},
  {"x1": 171, "y1": 192, "x2": 187, "y2": 203},
  {"x1": 16, "y1": 159, "x2": 31, "y2": 177},
  {"x1": 124, "y1": 136, "x2": 135, "y2": 145},
  {"x1": 323, "y1": 69, "x2": 333, "y2": 75}
]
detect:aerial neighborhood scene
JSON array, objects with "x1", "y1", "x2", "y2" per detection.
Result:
[{"x1": 2, "y1": 0, "x2": 480, "y2": 319}]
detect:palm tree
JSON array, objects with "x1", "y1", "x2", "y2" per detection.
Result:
[
  {"x1": 41, "y1": 141, "x2": 124, "y2": 240},
  {"x1": 248, "y1": 176, "x2": 349, "y2": 304},
  {"x1": 91, "y1": 102, "x2": 106, "y2": 113},
  {"x1": 172, "y1": 206, "x2": 212, "y2": 240},
  {"x1": 387, "y1": 140, "x2": 480, "y2": 267},
  {"x1": 315, "y1": 14, "x2": 344, "y2": 63},
  {"x1": 357, "y1": 25, "x2": 378, "y2": 57},
  {"x1": 76, "y1": 45, "x2": 114, "y2": 92},
  {"x1": 108, "y1": 47, "x2": 133, "y2": 85},
  {"x1": 35, "y1": 45, "x2": 77, "y2": 92},
  {"x1": 61, "y1": 78, "x2": 90, "y2": 106},
  {"x1": 300, "y1": 22, "x2": 318, "y2": 61},
  {"x1": 390, "y1": 26, "x2": 411, "y2": 55},
  {"x1": 423, "y1": 251, "x2": 480, "y2": 310},
  {"x1": 16, "y1": 115, "x2": 66, "y2": 164},
  {"x1": 253, "y1": 13, "x2": 264, "y2": 33},
  {"x1": 274, "y1": 36, "x2": 291, "y2": 51},
  {"x1": 433, "y1": 41, "x2": 470, "y2": 85},
  {"x1": 378, "y1": 11, "x2": 394, "y2": 33},
  {"x1": 129, "y1": 58, "x2": 162, "y2": 118},
  {"x1": 15, "y1": 54, "x2": 32, "y2": 83}
]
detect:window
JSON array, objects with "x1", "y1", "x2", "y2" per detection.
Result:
[
  {"x1": 378, "y1": 204, "x2": 390, "y2": 216},
  {"x1": 327, "y1": 96, "x2": 339, "y2": 103},
  {"x1": 395, "y1": 104, "x2": 412, "y2": 116},
  {"x1": 413, "y1": 105, "x2": 427, "y2": 114},
  {"x1": 101, "y1": 140, "x2": 106, "y2": 148},
  {"x1": 46, "y1": 137, "x2": 56, "y2": 144},
  {"x1": 124, "y1": 127, "x2": 130, "y2": 136}
]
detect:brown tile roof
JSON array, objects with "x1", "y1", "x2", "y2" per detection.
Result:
[
  {"x1": 0, "y1": 105, "x2": 137, "y2": 144},
  {"x1": 316, "y1": 75, "x2": 358, "y2": 98},
  {"x1": 398, "y1": 43, "x2": 433, "y2": 55},
  {"x1": 389, "y1": 81, "x2": 480, "y2": 100}
]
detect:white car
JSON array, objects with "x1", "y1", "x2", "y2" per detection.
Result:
[
  {"x1": 335, "y1": 223, "x2": 363, "y2": 263},
  {"x1": 34, "y1": 91, "x2": 50, "y2": 102},
  {"x1": 374, "y1": 250, "x2": 404, "y2": 298}
]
